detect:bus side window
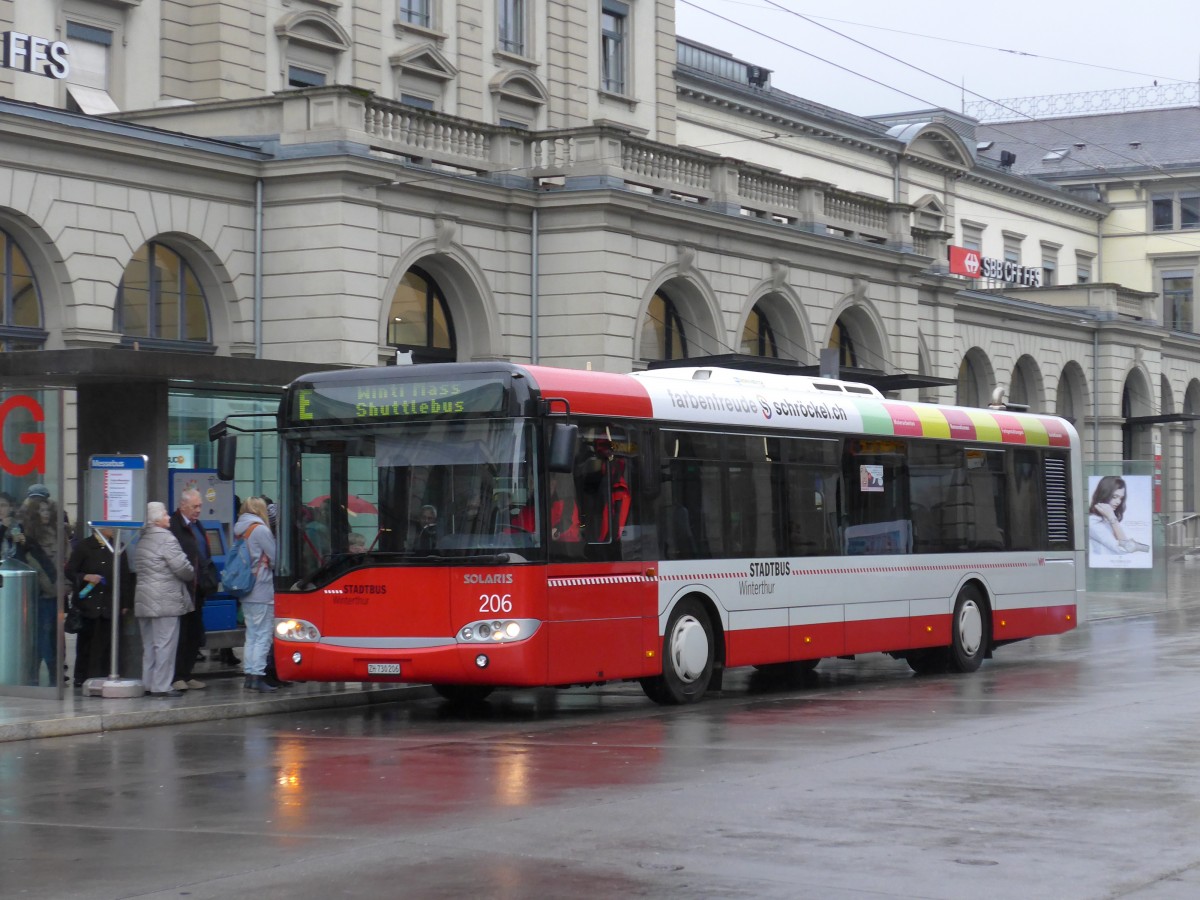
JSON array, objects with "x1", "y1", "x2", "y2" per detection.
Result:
[
  {"x1": 782, "y1": 437, "x2": 841, "y2": 557},
  {"x1": 842, "y1": 439, "x2": 911, "y2": 555},
  {"x1": 659, "y1": 430, "x2": 720, "y2": 560},
  {"x1": 661, "y1": 465, "x2": 698, "y2": 560},
  {"x1": 1007, "y1": 449, "x2": 1042, "y2": 550}
]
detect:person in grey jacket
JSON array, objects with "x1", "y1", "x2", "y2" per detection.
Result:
[
  {"x1": 233, "y1": 496, "x2": 278, "y2": 693},
  {"x1": 134, "y1": 501, "x2": 195, "y2": 697}
]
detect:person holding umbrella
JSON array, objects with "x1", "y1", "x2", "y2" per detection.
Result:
[{"x1": 65, "y1": 526, "x2": 134, "y2": 685}]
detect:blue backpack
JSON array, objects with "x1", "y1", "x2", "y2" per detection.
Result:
[{"x1": 221, "y1": 523, "x2": 260, "y2": 597}]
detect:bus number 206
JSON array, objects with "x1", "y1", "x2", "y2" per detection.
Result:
[{"x1": 480, "y1": 594, "x2": 513, "y2": 613}]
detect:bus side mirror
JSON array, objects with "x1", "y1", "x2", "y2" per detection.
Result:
[
  {"x1": 548, "y1": 423, "x2": 578, "y2": 473},
  {"x1": 216, "y1": 435, "x2": 237, "y2": 482}
]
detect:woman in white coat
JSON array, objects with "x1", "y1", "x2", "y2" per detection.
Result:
[{"x1": 134, "y1": 501, "x2": 195, "y2": 697}]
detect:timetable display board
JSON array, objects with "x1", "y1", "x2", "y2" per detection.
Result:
[{"x1": 86, "y1": 455, "x2": 148, "y2": 528}]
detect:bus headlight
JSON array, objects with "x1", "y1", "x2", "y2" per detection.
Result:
[
  {"x1": 458, "y1": 618, "x2": 539, "y2": 644},
  {"x1": 275, "y1": 618, "x2": 321, "y2": 642}
]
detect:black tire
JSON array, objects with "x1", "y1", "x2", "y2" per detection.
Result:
[
  {"x1": 906, "y1": 648, "x2": 949, "y2": 675},
  {"x1": 948, "y1": 586, "x2": 988, "y2": 673},
  {"x1": 432, "y1": 684, "x2": 495, "y2": 703},
  {"x1": 640, "y1": 598, "x2": 715, "y2": 705}
]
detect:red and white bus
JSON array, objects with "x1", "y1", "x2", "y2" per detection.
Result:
[{"x1": 214, "y1": 361, "x2": 1082, "y2": 704}]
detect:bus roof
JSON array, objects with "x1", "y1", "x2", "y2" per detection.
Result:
[
  {"x1": 285, "y1": 363, "x2": 1077, "y2": 449},
  {"x1": 633, "y1": 365, "x2": 884, "y2": 398},
  {"x1": 524, "y1": 364, "x2": 1076, "y2": 449}
]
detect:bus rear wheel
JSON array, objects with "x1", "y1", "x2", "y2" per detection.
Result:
[
  {"x1": 907, "y1": 587, "x2": 989, "y2": 675},
  {"x1": 641, "y1": 598, "x2": 715, "y2": 705},
  {"x1": 432, "y1": 684, "x2": 495, "y2": 703}
]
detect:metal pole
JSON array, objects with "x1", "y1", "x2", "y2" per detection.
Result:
[
  {"x1": 254, "y1": 178, "x2": 264, "y2": 359},
  {"x1": 530, "y1": 206, "x2": 539, "y2": 365},
  {"x1": 108, "y1": 530, "x2": 122, "y2": 680},
  {"x1": 1093, "y1": 324, "x2": 1100, "y2": 464}
]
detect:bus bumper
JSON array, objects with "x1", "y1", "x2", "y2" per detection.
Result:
[{"x1": 274, "y1": 635, "x2": 548, "y2": 687}]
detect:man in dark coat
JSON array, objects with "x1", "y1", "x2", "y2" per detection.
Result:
[{"x1": 169, "y1": 488, "x2": 218, "y2": 690}]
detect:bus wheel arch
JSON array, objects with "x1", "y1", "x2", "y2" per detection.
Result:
[
  {"x1": 641, "y1": 592, "x2": 723, "y2": 705},
  {"x1": 907, "y1": 578, "x2": 992, "y2": 675}
]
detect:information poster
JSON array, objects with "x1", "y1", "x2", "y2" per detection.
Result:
[
  {"x1": 87, "y1": 455, "x2": 148, "y2": 528},
  {"x1": 102, "y1": 469, "x2": 134, "y2": 521},
  {"x1": 1087, "y1": 474, "x2": 1152, "y2": 569}
]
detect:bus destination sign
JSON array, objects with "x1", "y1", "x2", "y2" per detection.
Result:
[{"x1": 290, "y1": 376, "x2": 508, "y2": 425}]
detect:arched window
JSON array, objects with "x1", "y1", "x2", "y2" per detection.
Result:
[
  {"x1": 642, "y1": 290, "x2": 688, "y2": 360},
  {"x1": 276, "y1": 12, "x2": 350, "y2": 90},
  {"x1": 740, "y1": 306, "x2": 778, "y2": 357},
  {"x1": 387, "y1": 266, "x2": 456, "y2": 363},
  {"x1": 116, "y1": 242, "x2": 210, "y2": 344},
  {"x1": 829, "y1": 319, "x2": 857, "y2": 368},
  {"x1": 0, "y1": 228, "x2": 44, "y2": 351}
]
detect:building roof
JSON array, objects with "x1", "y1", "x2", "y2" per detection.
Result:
[
  {"x1": 975, "y1": 106, "x2": 1200, "y2": 180},
  {"x1": 0, "y1": 98, "x2": 271, "y2": 161}
]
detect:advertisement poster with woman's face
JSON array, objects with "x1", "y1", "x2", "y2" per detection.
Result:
[{"x1": 1087, "y1": 474, "x2": 1152, "y2": 568}]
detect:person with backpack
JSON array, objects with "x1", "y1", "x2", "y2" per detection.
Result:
[{"x1": 232, "y1": 496, "x2": 277, "y2": 693}]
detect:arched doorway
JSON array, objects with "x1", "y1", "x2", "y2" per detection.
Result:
[
  {"x1": 1184, "y1": 380, "x2": 1200, "y2": 512},
  {"x1": 1121, "y1": 368, "x2": 1154, "y2": 462},
  {"x1": 1009, "y1": 355, "x2": 1044, "y2": 412},
  {"x1": 956, "y1": 348, "x2": 994, "y2": 408}
]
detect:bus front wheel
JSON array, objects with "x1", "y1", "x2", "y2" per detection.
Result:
[{"x1": 641, "y1": 599, "x2": 714, "y2": 705}]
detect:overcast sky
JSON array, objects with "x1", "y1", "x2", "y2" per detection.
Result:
[{"x1": 675, "y1": 0, "x2": 1200, "y2": 118}]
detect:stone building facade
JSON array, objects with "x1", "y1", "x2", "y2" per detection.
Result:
[{"x1": 0, "y1": 0, "x2": 1197, "y2": 533}]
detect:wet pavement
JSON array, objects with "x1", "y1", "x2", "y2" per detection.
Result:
[
  {"x1": 3, "y1": 588, "x2": 1200, "y2": 898},
  {"x1": 0, "y1": 665, "x2": 431, "y2": 743}
]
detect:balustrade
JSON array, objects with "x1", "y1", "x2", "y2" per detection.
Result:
[{"x1": 356, "y1": 93, "x2": 920, "y2": 253}]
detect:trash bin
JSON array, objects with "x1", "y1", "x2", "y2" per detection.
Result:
[{"x1": 0, "y1": 557, "x2": 38, "y2": 686}]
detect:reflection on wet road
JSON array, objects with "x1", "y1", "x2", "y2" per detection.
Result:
[{"x1": 4, "y1": 604, "x2": 1200, "y2": 899}]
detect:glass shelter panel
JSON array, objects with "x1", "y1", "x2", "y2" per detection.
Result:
[{"x1": 0, "y1": 388, "x2": 66, "y2": 697}]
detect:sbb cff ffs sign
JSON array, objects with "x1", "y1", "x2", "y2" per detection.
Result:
[
  {"x1": 0, "y1": 395, "x2": 46, "y2": 477},
  {"x1": 2, "y1": 32, "x2": 70, "y2": 79},
  {"x1": 948, "y1": 245, "x2": 1043, "y2": 288}
]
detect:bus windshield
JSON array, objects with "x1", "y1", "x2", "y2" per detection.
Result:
[{"x1": 282, "y1": 418, "x2": 541, "y2": 587}]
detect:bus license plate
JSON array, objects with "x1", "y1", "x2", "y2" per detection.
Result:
[{"x1": 367, "y1": 663, "x2": 400, "y2": 675}]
